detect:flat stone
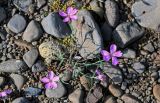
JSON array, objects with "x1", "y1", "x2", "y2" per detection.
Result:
[
  {"x1": 0, "y1": 7, "x2": 6, "y2": 23},
  {"x1": 109, "y1": 84, "x2": 124, "y2": 97},
  {"x1": 143, "y1": 43, "x2": 155, "y2": 53},
  {"x1": 153, "y1": 84, "x2": 160, "y2": 101},
  {"x1": 37, "y1": 0, "x2": 46, "y2": 8},
  {"x1": 12, "y1": 97, "x2": 30, "y2": 103},
  {"x1": 80, "y1": 75, "x2": 90, "y2": 91},
  {"x1": 10, "y1": 74, "x2": 26, "y2": 90},
  {"x1": 69, "y1": 88, "x2": 84, "y2": 103},
  {"x1": 121, "y1": 94, "x2": 141, "y2": 103},
  {"x1": 113, "y1": 22, "x2": 144, "y2": 48},
  {"x1": 131, "y1": 0, "x2": 160, "y2": 32},
  {"x1": 23, "y1": 20, "x2": 43, "y2": 42},
  {"x1": 122, "y1": 48, "x2": 136, "y2": 58},
  {"x1": 13, "y1": 0, "x2": 32, "y2": 12},
  {"x1": 23, "y1": 48, "x2": 38, "y2": 68},
  {"x1": 0, "y1": 59, "x2": 28, "y2": 73},
  {"x1": 45, "y1": 82, "x2": 66, "y2": 98},
  {"x1": 41, "y1": 12, "x2": 71, "y2": 38},
  {"x1": 104, "y1": 95, "x2": 117, "y2": 103},
  {"x1": 103, "y1": 63, "x2": 123, "y2": 84},
  {"x1": 71, "y1": 10, "x2": 103, "y2": 59},
  {"x1": 32, "y1": 60, "x2": 47, "y2": 72},
  {"x1": 24, "y1": 87, "x2": 42, "y2": 97},
  {"x1": 7, "y1": 14, "x2": 26, "y2": 33},
  {"x1": 105, "y1": 0, "x2": 119, "y2": 28},
  {"x1": 132, "y1": 62, "x2": 145, "y2": 74},
  {"x1": 86, "y1": 85, "x2": 103, "y2": 103}
]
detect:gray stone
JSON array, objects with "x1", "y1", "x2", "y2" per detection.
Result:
[
  {"x1": 132, "y1": 62, "x2": 145, "y2": 74},
  {"x1": 61, "y1": 70, "x2": 72, "y2": 82},
  {"x1": 0, "y1": 7, "x2": 6, "y2": 23},
  {"x1": 113, "y1": 22, "x2": 144, "y2": 48},
  {"x1": 13, "y1": 0, "x2": 32, "y2": 12},
  {"x1": 104, "y1": 95, "x2": 117, "y2": 103},
  {"x1": 131, "y1": 0, "x2": 160, "y2": 32},
  {"x1": 68, "y1": 89, "x2": 84, "y2": 103},
  {"x1": 45, "y1": 82, "x2": 66, "y2": 98},
  {"x1": 23, "y1": 48, "x2": 38, "y2": 68},
  {"x1": 151, "y1": 72, "x2": 159, "y2": 81},
  {"x1": 121, "y1": 82, "x2": 127, "y2": 90},
  {"x1": 24, "y1": 87, "x2": 42, "y2": 96},
  {"x1": 103, "y1": 63, "x2": 123, "y2": 84},
  {"x1": 0, "y1": 77, "x2": 5, "y2": 87},
  {"x1": 7, "y1": 14, "x2": 26, "y2": 33},
  {"x1": 143, "y1": 43, "x2": 155, "y2": 53},
  {"x1": 0, "y1": 59, "x2": 28, "y2": 72},
  {"x1": 122, "y1": 48, "x2": 136, "y2": 58},
  {"x1": 109, "y1": 84, "x2": 124, "y2": 97},
  {"x1": 32, "y1": 60, "x2": 47, "y2": 72},
  {"x1": 12, "y1": 97, "x2": 30, "y2": 103},
  {"x1": 41, "y1": 12, "x2": 71, "y2": 38},
  {"x1": 101, "y1": 22, "x2": 113, "y2": 42},
  {"x1": 10, "y1": 74, "x2": 26, "y2": 90},
  {"x1": 37, "y1": 0, "x2": 46, "y2": 8},
  {"x1": 23, "y1": 20, "x2": 43, "y2": 42},
  {"x1": 105, "y1": 0, "x2": 119, "y2": 28},
  {"x1": 71, "y1": 10, "x2": 103, "y2": 59},
  {"x1": 121, "y1": 94, "x2": 141, "y2": 103}
]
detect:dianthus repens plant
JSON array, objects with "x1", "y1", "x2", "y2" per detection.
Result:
[{"x1": 40, "y1": 5, "x2": 122, "y2": 90}]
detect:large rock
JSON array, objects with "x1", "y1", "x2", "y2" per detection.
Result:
[
  {"x1": 7, "y1": 14, "x2": 26, "y2": 33},
  {"x1": 12, "y1": 97, "x2": 30, "y2": 103},
  {"x1": 105, "y1": 0, "x2": 119, "y2": 28},
  {"x1": 0, "y1": 7, "x2": 6, "y2": 23},
  {"x1": 23, "y1": 20, "x2": 43, "y2": 42},
  {"x1": 113, "y1": 22, "x2": 144, "y2": 48},
  {"x1": 131, "y1": 0, "x2": 160, "y2": 32},
  {"x1": 32, "y1": 60, "x2": 47, "y2": 72},
  {"x1": 121, "y1": 94, "x2": 141, "y2": 103},
  {"x1": 69, "y1": 89, "x2": 84, "y2": 103},
  {"x1": 103, "y1": 63, "x2": 123, "y2": 84},
  {"x1": 153, "y1": 84, "x2": 160, "y2": 101},
  {"x1": 10, "y1": 74, "x2": 26, "y2": 90},
  {"x1": 45, "y1": 82, "x2": 67, "y2": 98},
  {"x1": 0, "y1": 59, "x2": 27, "y2": 72},
  {"x1": 122, "y1": 48, "x2": 136, "y2": 59},
  {"x1": 24, "y1": 87, "x2": 42, "y2": 97},
  {"x1": 104, "y1": 95, "x2": 117, "y2": 103},
  {"x1": 13, "y1": 0, "x2": 32, "y2": 12},
  {"x1": 23, "y1": 48, "x2": 38, "y2": 68},
  {"x1": 71, "y1": 10, "x2": 103, "y2": 59},
  {"x1": 41, "y1": 13, "x2": 71, "y2": 38}
]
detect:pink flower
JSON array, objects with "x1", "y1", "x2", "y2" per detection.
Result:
[
  {"x1": 95, "y1": 69, "x2": 106, "y2": 81},
  {"x1": 41, "y1": 71, "x2": 59, "y2": 89},
  {"x1": 101, "y1": 44, "x2": 122, "y2": 66},
  {"x1": 0, "y1": 89, "x2": 12, "y2": 98},
  {"x1": 59, "y1": 7, "x2": 78, "y2": 22}
]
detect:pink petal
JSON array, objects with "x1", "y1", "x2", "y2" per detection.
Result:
[
  {"x1": 48, "y1": 71, "x2": 54, "y2": 79},
  {"x1": 52, "y1": 76, "x2": 59, "y2": 82},
  {"x1": 103, "y1": 54, "x2": 111, "y2": 61},
  {"x1": 41, "y1": 77, "x2": 50, "y2": 83},
  {"x1": 4, "y1": 90, "x2": 12, "y2": 94},
  {"x1": 70, "y1": 9, "x2": 78, "y2": 15},
  {"x1": 45, "y1": 83, "x2": 53, "y2": 89},
  {"x1": 70, "y1": 15, "x2": 77, "y2": 20},
  {"x1": 63, "y1": 17, "x2": 70, "y2": 22},
  {"x1": 101, "y1": 50, "x2": 110, "y2": 56},
  {"x1": 112, "y1": 57, "x2": 119, "y2": 65},
  {"x1": 0, "y1": 92, "x2": 7, "y2": 97},
  {"x1": 95, "y1": 69, "x2": 101, "y2": 75},
  {"x1": 110, "y1": 44, "x2": 117, "y2": 54},
  {"x1": 59, "y1": 11, "x2": 67, "y2": 17},
  {"x1": 67, "y1": 7, "x2": 73, "y2": 14},
  {"x1": 113, "y1": 51, "x2": 122, "y2": 57},
  {"x1": 51, "y1": 82, "x2": 58, "y2": 89}
]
